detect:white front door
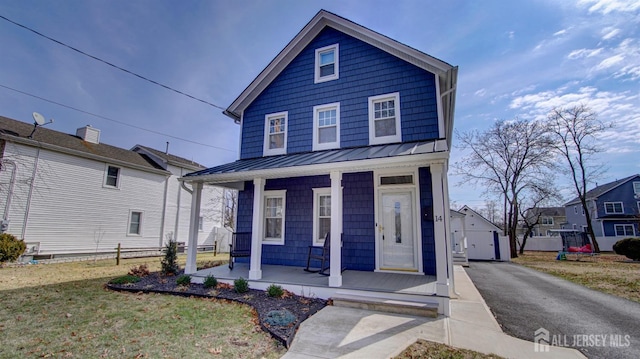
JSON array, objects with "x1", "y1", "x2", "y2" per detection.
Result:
[{"x1": 378, "y1": 190, "x2": 418, "y2": 271}]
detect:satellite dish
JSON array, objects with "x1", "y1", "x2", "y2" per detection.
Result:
[{"x1": 32, "y1": 112, "x2": 45, "y2": 126}]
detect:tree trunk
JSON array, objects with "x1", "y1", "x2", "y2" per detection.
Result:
[
  {"x1": 519, "y1": 233, "x2": 529, "y2": 255},
  {"x1": 581, "y1": 199, "x2": 601, "y2": 252}
]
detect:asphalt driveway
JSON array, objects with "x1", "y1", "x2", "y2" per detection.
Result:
[{"x1": 464, "y1": 261, "x2": 639, "y2": 359}]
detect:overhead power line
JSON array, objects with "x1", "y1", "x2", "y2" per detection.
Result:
[
  {"x1": 0, "y1": 14, "x2": 226, "y2": 111},
  {"x1": 0, "y1": 83, "x2": 236, "y2": 153}
]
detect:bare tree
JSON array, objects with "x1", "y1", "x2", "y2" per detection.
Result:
[
  {"x1": 454, "y1": 118, "x2": 557, "y2": 258},
  {"x1": 547, "y1": 104, "x2": 610, "y2": 253}
]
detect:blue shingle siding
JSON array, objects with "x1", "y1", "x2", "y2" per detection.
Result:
[
  {"x1": 342, "y1": 172, "x2": 375, "y2": 270},
  {"x1": 419, "y1": 167, "x2": 436, "y2": 276},
  {"x1": 240, "y1": 27, "x2": 439, "y2": 159},
  {"x1": 233, "y1": 173, "x2": 376, "y2": 269},
  {"x1": 596, "y1": 179, "x2": 640, "y2": 218}
]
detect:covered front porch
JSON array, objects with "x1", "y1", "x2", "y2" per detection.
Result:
[{"x1": 191, "y1": 262, "x2": 441, "y2": 305}]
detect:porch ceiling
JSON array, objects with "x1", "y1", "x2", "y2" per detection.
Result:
[{"x1": 182, "y1": 140, "x2": 448, "y2": 186}]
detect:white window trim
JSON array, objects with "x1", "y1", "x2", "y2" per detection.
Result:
[
  {"x1": 312, "y1": 188, "x2": 331, "y2": 246},
  {"x1": 633, "y1": 181, "x2": 640, "y2": 194},
  {"x1": 614, "y1": 224, "x2": 635, "y2": 236},
  {"x1": 263, "y1": 190, "x2": 286, "y2": 245},
  {"x1": 127, "y1": 210, "x2": 143, "y2": 236},
  {"x1": 604, "y1": 201, "x2": 624, "y2": 214},
  {"x1": 314, "y1": 43, "x2": 339, "y2": 83},
  {"x1": 368, "y1": 92, "x2": 402, "y2": 145},
  {"x1": 198, "y1": 216, "x2": 204, "y2": 232},
  {"x1": 103, "y1": 164, "x2": 121, "y2": 189},
  {"x1": 312, "y1": 102, "x2": 340, "y2": 151},
  {"x1": 263, "y1": 111, "x2": 288, "y2": 156},
  {"x1": 541, "y1": 217, "x2": 554, "y2": 226}
]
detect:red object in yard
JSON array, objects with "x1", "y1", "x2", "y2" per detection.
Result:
[
  {"x1": 568, "y1": 246, "x2": 581, "y2": 252},
  {"x1": 580, "y1": 243, "x2": 593, "y2": 253}
]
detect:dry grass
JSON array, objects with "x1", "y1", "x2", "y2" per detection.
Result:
[
  {"x1": 513, "y1": 251, "x2": 640, "y2": 303},
  {"x1": 0, "y1": 253, "x2": 286, "y2": 358},
  {"x1": 395, "y1": 340, "x2": 504, "y2": 359}
]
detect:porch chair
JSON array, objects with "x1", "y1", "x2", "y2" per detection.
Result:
[
  {"x1": 304, "y1": 232, "x2": 331, "y2": 275},
  {"x1": 229, "y1": 232, "x2": 251, "y2": 269}
]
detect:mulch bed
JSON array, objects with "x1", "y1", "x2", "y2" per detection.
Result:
[{"x1": 106, "y1": 270, "x2": 327, "y2": 348}]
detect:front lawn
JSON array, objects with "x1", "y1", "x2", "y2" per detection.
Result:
[
  {"x1": 0, "y1": 254, "x2": 286, "y2": 358},
  {"x1": 513, "y1": 251, "x2": 640, "y2": 303}
]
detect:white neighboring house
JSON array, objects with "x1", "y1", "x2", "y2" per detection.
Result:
[
  {"x1": 454, "y1": 205, "x2": 510, "y2": 261},
  {"x1": 450, "y1": 209, "x2": 468, "y2": 266},
  {"x1": 0, "y1": 115, "x2": 224, "y2": 256}
]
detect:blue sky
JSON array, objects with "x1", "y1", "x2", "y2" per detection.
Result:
[{"x1": 0, "y1": 0, "x2": 638, "y2": 208}]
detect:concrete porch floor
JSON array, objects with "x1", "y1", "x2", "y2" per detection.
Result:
[{"x1": 192, "y1": 262, "x2": 437, "y2": 300}]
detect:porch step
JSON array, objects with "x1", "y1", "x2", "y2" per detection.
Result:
[{"x1": 331, "y1": 294, "x2": 438, "y2": 318}]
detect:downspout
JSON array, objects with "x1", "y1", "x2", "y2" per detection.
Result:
[
  {"x1": 174, "y1": 168, "x2": 186, "y2": 241},
  {"x1": 1, "y1": 159, "x2": 17, "y2": 224},
  {"x1": 159, "y1": 174, "x2": 170, "y2": 247},
  {"x1": 22, "y1": 147, "x2": 41, "y2": 239}
]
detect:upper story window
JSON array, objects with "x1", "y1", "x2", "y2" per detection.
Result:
[
  {"x1": 314, "y1": 44, "x2": 339, "y2": 83},
  {"x1": 313, "y1": 102, "x2": 340, "y2": 151},
  {"x1": 604, "y1": 202, "x2": 624, "y2": 214},
  {"x1": 263, "y1": 190, "x2": 286, "y2": 245},
  {"x1": 263, "y1": 112, "x2": 287, "y2": 156},
  {"x1": 541, "y1": 217, "x2": 554, "y2": 225},
  {"x1": 369, "y1": 92, "x2": 401, "y2": 145},
  {"x1": 633, "y1": 181, "x2": 640, "y2": 194},
  {"x1": 105, "y1": 165, "x2": 120, "y2": 188}
]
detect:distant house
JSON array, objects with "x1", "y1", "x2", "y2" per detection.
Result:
[
  {"x1": 522, "y1": 207, "x2": 566, "y2": 237},
  {"x1": 181, "y1": 10, "x2": 458, "y2": 315},
  {"x1": 564, "y1": 174, "x2": 640, "y2": 238},
  {"x1": 0, "y1": 115, "x2": 224, "y2": 256}
]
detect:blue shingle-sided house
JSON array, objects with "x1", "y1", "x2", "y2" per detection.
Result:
[
  {"x1": 564, "y1": 174, "x2": 640, "y2": 239},
  {"x1": 181, "y1": 10, "x2": 458, "y2": 315}
]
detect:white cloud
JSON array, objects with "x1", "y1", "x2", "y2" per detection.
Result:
[
  {"x1": 601, "y1": 27, "x2": 621, "y2": 40},
  {"x1": 474, "y1": 88, "x2": 487, "y2": 97},
  {"x1": 578, "y1": 0, "x2": 640, "y2": 14},
  {"x1": 553, "y1": 29, "x2": 568, "y2": 36},
  {"x1": 595, "y1": 54, "x2": 625, "y2": 70},
  {"x1": 567, "y1": 48, "x2": 603, "y2": 59}
]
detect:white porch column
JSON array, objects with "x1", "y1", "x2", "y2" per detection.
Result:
[
  {"x1": 184, "y1": 182, "x2": 203, "y2": 274},
  {"x1": 430, "y1": 163, "x2": 451, "y2": 297},
  {"x1": 329, "y1": 171, "x2": 343, "y2": 287},
  {"x1": 441, "y1": 162, "x2": 455, "y2": 297},
  {"x1": 249, "y1": 178, "x2": 264, "y2": 280}
]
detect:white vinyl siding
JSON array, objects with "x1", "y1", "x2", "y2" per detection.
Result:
[
  {"x1": 312, "y1": 188, "x2": 331, "y2": 246},
  {"x1": 314, "y1": 44, "x2": 339, "y2": 83},
  {"x1": 604, "y1": 202, "x2": 624, "y2": 214},
  {"x1": 368, "y1": 92, "x2": 401, "y2": 145},
  {"x1": 263, "y1": 190, "x2": 286, "y2": 245},
  {"x1": 312, "y1": 102, "x2": 340, "y2": 151},
  {"x1": 614, "y1": 224, "x2": 634, "y2": 236},
  {"x1": 263, "y1": 112, "x2": 288, "y2": 156}
]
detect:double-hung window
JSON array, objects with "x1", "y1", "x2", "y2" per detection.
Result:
[
  {"x1": 128, "y1": 211, "x2": 142, "y2": 235},
  {"x1": 312, "y1": 188, "x2": 331, "y2": 246},
  {"x1": 614, "y1": 224, "x2": 634, "y2": 236},
  {"x1": 369, "y1": 92, "x2": 401, "y2": 145},
  {"x1": 263, "y1": 190, "x2": 286, "y2": 244},
  {"x1": 541, "y1": 217, "x2": 553, "y2": 225},
  {"x1": 633, "y1": 182, "x2": 640, "y2": 194},
  {"x1": 105, "y1": 165, "x2": 120, "y2": 188},
  {"x1": 313, "y1": 103, "x2": 340, "y2": 151},
  {"x1": 314, "y1": 44, "x2": 339, "y2": 83},
  {"x1": 604, "y1": 202, "x2": 624, "y2": 214},
  {"x1": 263, "y1": 112, "x2": 287, "y2": 156}
]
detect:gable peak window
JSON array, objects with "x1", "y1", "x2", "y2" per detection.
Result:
[
  {"x1": 313, "y1": 102, "x2": 340, "y2": 151},
  {"x1": 105, "y1": 165, "x2": 120, "y2": 188},
  {"x1": 369, "y1": 92, "x2": 401, "y2": 145},
  {"x1": 314, "y1": 44, "x2": 339, "y2": 83},
  {"x1": 263, "y1": 112, "x2": 288, "y2": 156}
]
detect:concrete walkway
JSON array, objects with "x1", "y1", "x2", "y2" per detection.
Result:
[{"x1": 282, "y1": 266, "x2": 585, "y2": 359}]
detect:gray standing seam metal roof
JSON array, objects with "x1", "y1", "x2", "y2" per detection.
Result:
[{"x1": 185, "y1": 140, "x2": 444, "y2": 178}]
